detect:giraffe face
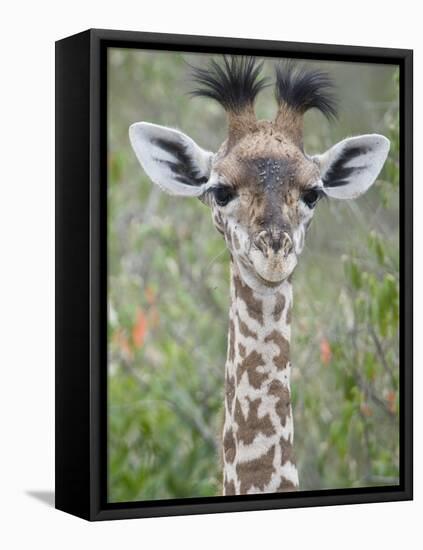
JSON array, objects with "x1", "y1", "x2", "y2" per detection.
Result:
[
  {"x1": 206, "y1": 128, "x2": 322, "y2": 287},
  {"x1": 129, "y1": 121, "x2": 389, "y2": 289},
  {"x1": 129, "y1": 59, "x2": 389, "y2": 292}
]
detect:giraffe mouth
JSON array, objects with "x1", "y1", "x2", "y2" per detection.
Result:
[
  {"x1": 238, "y1": 252, "x2": 296, "y2": 286},
  {"x1": 255, "y1": 272, "x2": 286, "y2": 287},
  {"x1": 248, "y1": 245, "x2": 297, "y2": 284}
]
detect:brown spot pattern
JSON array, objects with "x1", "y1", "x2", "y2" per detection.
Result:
[
  {"x1": 268, "y1": 379, "x2": 291, "y2": 427},
  {"x1": 280, "y1": 435, "x2": 296, "y2": 466},
  {"x1": 234, "y1": 398, "x2": 276, "y2": 446},
  {"x1": 223, "y1": 428, "x2": 236, "y2": 464},
  {"x1": 276, "y1": 478, "x2": 297, "y2": 492},
  {"x1": 237, "y1": 311, "x2": 257, "y2": 339},
  {"x1": 265, "y1": 330, "x2": 290, "y2": 370},
  {"x1": 224, "y1": 479, "x2": 236, "y2": 495},
  {"x1": 236, "y1": 350, "x2": 268, "y2": 390},
  {"x1": 234, "y1": 275, "x2": 263, "y2": 325},
  {"x1": 286, "y1": 304, "x2": 292, "y2": 325},
  {"x1": 273, "y1": 292, "x2": 286, "y2": 322},
  {"x1": 238, "y1": 343, "x2": 246, "y2": 358},
  {"x1": 228, "y1": 318, "x2": 235, "y2": 362},
  {"x1": 220, "y1": 254, "x2": 297, "y2": 494},
  {"x1": 237, "y1": 444, "x2": 276, "y2": 494},
  {"x1": 225, "y1": 374, "x2": 235, "y2": 413}
]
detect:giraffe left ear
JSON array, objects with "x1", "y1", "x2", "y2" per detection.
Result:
[
  {"x1": 315, "y1": 134, "x2": 390, "y2": 199},
  {"x1": 129, "y1": 122, "x2": 213, "y2": 197}
]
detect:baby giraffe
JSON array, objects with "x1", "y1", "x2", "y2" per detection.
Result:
[{"x1": 129, "y1": 57, "x2": 389, "y2": 495}]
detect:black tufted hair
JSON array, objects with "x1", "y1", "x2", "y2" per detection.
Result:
[
  {"x1": 275, "y1": 61, "x2": 338, "y2": 120},
  {"x1": 190, "y1": 56, "x2": 269, "y2": 113}
]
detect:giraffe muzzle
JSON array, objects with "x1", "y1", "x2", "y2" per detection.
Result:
[
  {"x1": 248, "y1": 229, "x2": 297, "y2": 284},
  {"x1": 253, "y1": 230, "x2": 293, "y2": 257}
]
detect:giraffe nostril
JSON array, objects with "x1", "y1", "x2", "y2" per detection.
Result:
[
  {"x1": 254, "y1": 230, "x2": 269, "y2": 256},
  {"x1": 253, "y1": 229, "x2": 293, "y2": 256},
  {"x1": 281, "y1": 232, "x2": 293, "y2": 255}
]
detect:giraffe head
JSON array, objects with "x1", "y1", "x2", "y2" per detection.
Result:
[{"x1": 129, "y1": 57, "x2": 389, "y2": 291}]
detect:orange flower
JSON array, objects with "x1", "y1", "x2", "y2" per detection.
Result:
[
  {"x1": 386, "y1": 390, "x2": 397, "y2": 413},
  {"x1": 132, "y1": 307, "x2": 148, "y2": 349},
  {"x1": 360, "y1": 402, "x2": 373, "y2": 417},
  {"x1": 320, "y1": 337, "x2": 332, "y2": 366}
]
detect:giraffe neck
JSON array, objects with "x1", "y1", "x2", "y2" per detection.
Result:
[{"x1": 222, "y1": 261, "x2": 299, "y2": 495}]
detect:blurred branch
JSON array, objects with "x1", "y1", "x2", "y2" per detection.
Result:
[
  {"x1": 353, "y1": 367, "x2": 396, "y2": 421},
  {"x1": 175, "y1": 244, "x2": 226, "y2": 318},
  {"x1": 350, "y1": 310, "x2": 396, "y2": 421},
  {"x1": 368, "y1": 324, "x2": 396, "y2": 388},
  {"x1": 114, "y1": 351, "x2": 219, "y2": 453},
  {"x1": 360, "y1": 410, "x2": 372, "y2": 479}
]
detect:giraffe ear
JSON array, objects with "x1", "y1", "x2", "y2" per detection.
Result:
[
  {"x1": 315, "y1": 134, "x2": 390, "y2": 199},
  {"x1": 129, "y1": 122, "x2": 213, "y2": 197}
]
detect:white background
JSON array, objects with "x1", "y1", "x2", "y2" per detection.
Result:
[{"x1": 0, "y1": 1, "x2": 420, "y2": 548}]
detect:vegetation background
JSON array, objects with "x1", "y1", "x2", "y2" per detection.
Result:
[{"x1": 107, "y1": 49, "x2": 399, "y2": 503}]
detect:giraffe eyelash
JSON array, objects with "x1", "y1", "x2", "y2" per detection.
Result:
[
  {"x1": 301, "y1": 187, "x2": 325, "y2": 208},
  {"x1": 211, "y1": 185, "x2": 237, "y2": 206}
]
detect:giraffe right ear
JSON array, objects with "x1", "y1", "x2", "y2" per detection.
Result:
[
  {"x1": 315, "y1": 134, "x2": 390, "y2": 200},
  {"x1": 129, "y1": 122, "x2": 213, "y2": 197}
]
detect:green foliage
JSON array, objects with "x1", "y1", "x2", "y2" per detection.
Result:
[
  {"x1": 293, "y1": 69, "x2": 400, "y2": 490},
  {"x1": 108, "y1": 50, "x2": 400, "y2": 501}
]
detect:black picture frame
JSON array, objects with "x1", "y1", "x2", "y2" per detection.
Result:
[{"x1": 55, "y1": 28, "x2": 413, "y2": 521}]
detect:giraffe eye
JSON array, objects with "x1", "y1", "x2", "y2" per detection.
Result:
[
  {"x1": 302, "y1": 188, "x2": 322, "y2": 208},
  {"x1": 213, "y1": 185, "x2": 236, "y2": 207}
]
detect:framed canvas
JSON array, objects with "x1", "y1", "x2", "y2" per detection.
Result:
[{"x1": 55, "y1": 28, "x2": 413, "y2": 521}]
